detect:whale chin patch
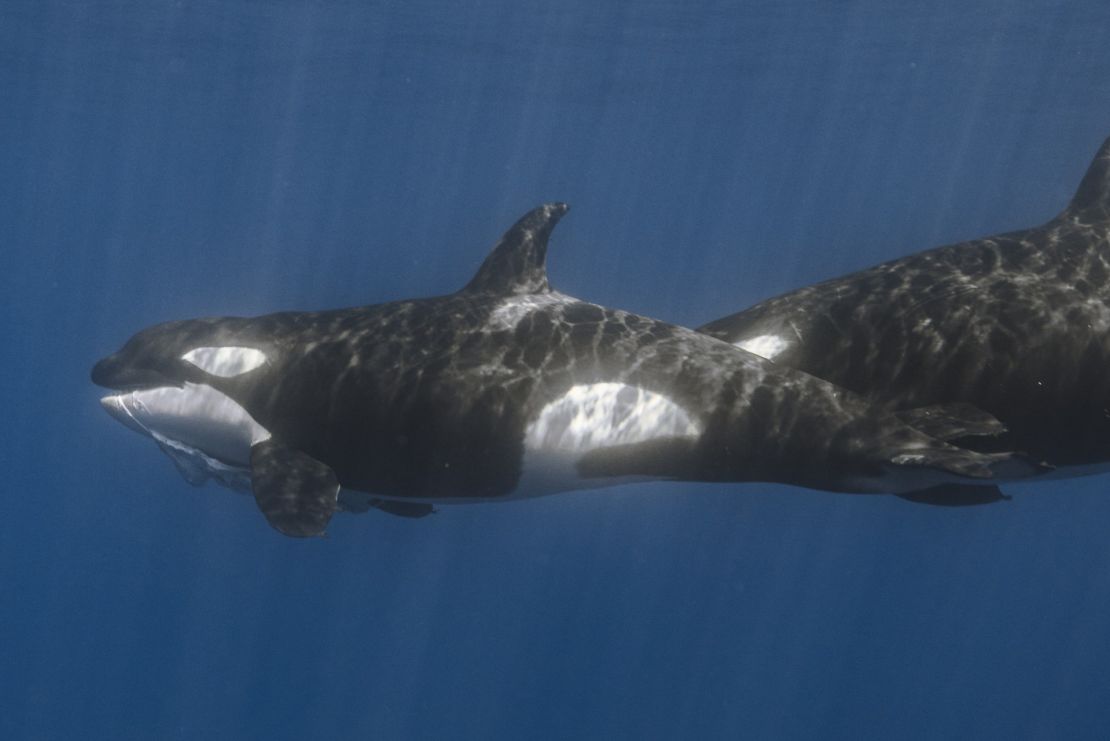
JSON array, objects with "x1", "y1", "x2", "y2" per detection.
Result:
[
  {"x1": 525, "y1": 382, "x2": 701, "y2": 454},
  {"x1": 181, "y1": 346, "x2": 268, "y2": 377},
  {"x1": 735, "y1": 333, "x2": 790, "y2": 360},
  {"x1": 100, "y1": 382, "x2": 271, "y2": 488}
]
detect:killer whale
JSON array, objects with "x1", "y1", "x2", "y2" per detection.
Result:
[
  {"x1": 92, "y1": 204, "x2": 1037, "y2": 536},
  {"x1": 699, "y1": 136, "x2": 1110, "y2": 490}
]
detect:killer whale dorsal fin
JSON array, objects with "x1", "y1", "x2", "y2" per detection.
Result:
[
  {"x1": 462, "y1": 202, "x2": 570, "y2": 296},
  {"x1": 1065, "y1": 136, "x2": 1110, "y2": 217}
]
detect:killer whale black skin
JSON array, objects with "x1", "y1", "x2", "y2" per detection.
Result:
[
  {"x1": 92, "y1": 204, "x2": 1037, "y2": 537},
  {"x1": 699, "y1": 136, "x2": 1110, "y2": 487}
]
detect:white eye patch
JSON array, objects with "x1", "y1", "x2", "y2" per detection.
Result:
[{"x1": 181, "y1": 346, "x2": 268, "y2": 378}]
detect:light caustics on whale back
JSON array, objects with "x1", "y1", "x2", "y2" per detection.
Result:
[
  {"x1": 487, "y1": 292, "x2": 574, "y2": 330},
  {"x1": 734, "y1": 333, "x2": 790, "y2": 360}
]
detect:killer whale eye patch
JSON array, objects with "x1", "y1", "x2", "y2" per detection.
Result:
[{"x1": 181, "y1": 346, "x2": 268, "y2": 378}]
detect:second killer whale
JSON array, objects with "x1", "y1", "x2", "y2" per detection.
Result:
[
  {"x1": 700, "y1": 135, "x2": 1110, "y2": 495},
  {"x1": 91, "y1": 204, "x2": 1039, "y2": 536}
]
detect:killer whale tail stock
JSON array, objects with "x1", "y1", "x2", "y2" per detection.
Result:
[
  {"x1": 577, "y1": 403, "x2": 1045, "y2": 504},
  {"x1": 1061, "y1": 135, "x2": 1110, "y2": 220}
]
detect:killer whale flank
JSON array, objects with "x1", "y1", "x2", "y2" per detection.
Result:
[
  {"x1": 699, "y1": 135, "x2": 1110, "y2": 499},
  {"x1": 93, "y1": 204, "x2": 1041, "y2": 536}
]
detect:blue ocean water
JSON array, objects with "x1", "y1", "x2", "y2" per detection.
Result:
[{"x1": 5, "y1": 1, "x2": 1110, "y2": 738}]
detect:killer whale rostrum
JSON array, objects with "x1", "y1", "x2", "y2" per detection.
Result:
[
  {"x1": 92, "y1": 204, "x2": 1040, "y2": 537},
  {"x1": 700, "y1": 135, "x2": 1110, "y2": 493}
]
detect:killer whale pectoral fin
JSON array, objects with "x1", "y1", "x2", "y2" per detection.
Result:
[
  {"x1": 895, "y1": 402, "x2": 1007, "y2": 441},
  {"x1": 249, "y1": 440, "x2": 339, "y2": 538},
  {"x1": 371, "y1": 499, "x2": 436, "y2": 518},
  {"x1": 896, "y1": 483, "x2": 1010, "y2": 507},
  {"x1": 462, "y1": 203, "x2": 570, "y2": 296}
]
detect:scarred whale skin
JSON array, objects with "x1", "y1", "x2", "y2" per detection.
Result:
[
  {"x1": 700, "y1": 136, "x2": 1110, "y2": 472},
  {"x1": 92, "y1": 204, "x2": 1036, "y2": 536}
]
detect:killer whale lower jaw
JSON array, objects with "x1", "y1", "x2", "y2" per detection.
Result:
[{"x1": 99, "y1": 394, "x2": 150, "y2": 436}]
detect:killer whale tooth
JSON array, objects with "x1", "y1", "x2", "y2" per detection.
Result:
[
  {"x1": 250, "y1": 439, "x2": 339, "y2": 538},
  {"x1": 462, "y1": 202, "x2": 570, "y2": 296},
  {"x1": 181, "y1": 346, "x2": 268, "y2": 377}
]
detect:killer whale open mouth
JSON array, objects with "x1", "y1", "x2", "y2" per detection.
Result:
[{"x1": 90, "y1": 356, "x2": 181, "y2": 392}]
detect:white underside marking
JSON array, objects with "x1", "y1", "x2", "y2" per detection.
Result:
[
  {"x1": 517, "y1": 382, "x2": 702, "y2": 497},
  {"x1": 734, "y1": 333, "x2": 790, "y2": 360},
  {"x1": 181, "y1": 346, "x2": 268, "y2": 377},
  {"x1": 525, "y1": 382, "x2": 701, "y2": 452},
  {"x1": 101, "y1": 382, "x2": 271, "y2": 486}
]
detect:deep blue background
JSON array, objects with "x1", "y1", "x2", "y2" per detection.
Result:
[{"x1": 5, "y1": 2, "x2": 1110, "y2": 739}]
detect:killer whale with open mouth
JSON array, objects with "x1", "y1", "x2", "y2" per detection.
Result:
[
  {"x1": 699, "y1": 135, "x2": 1110, "y2": 491},
  {"x1": 92, "y1": 204, "x2": 1039, "y2": 537}
]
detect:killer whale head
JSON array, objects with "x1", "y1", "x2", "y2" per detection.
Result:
[
  {"x1": 92, "y1": 318, "x2": 272, "y2": 390},
  {"x1": 92, "y1": 316, "x2": 277, "y2": 487}
]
